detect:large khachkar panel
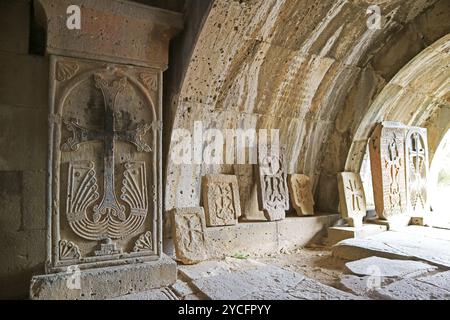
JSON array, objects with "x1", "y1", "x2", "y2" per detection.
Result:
[
  {"x1": 369, "y1": 122, "x2": 407, "y2": 221},
  {"x1": 405, "y1": 127, "x2": 429, "y2": 217},
  {"x1": 47, "y1": 56, "x2": 162, "y2": 272}
]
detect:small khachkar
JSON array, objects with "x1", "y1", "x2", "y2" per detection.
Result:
[
  {"x1": 256, "y1": 151, "x2": 289, "y2": 221},
  {"x1": 202, "y1": 174, "x2": 241, "y2": 227},
  {"x1": 287, "y1": 174, "x2": 315, "y2": 216},
  {"x1": 171, "y1": 208, "x2": 208, "y2": 265},
  {"x1": 337, "y1": 172, "x2": 366, "y2": 227}
]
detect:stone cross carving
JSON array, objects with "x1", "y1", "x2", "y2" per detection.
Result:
[
  {"x1": 62, "y1": 74, "x2": 152, "y2": 242},
  {"x1": 287, "y1": 174, "x2": 315, "y2": 216},
  {"x1": 337, "y1": 172, "x2": 366, "y2": 227},
  {"x1": 256, "y1": 151, "x2": 289, "y2": 221},
  {"x1": 370, "y1": 122, "x2": 407, "y2": 221},
  {"x1": 405, "y1": 127, "x2": 429, "y2": 217},
  {"x1": 202, "y1": 175, "x2": 241, "y2": 227},
  {"x1": 171, "y1": 208, "x2": 208, "y2": 265}
]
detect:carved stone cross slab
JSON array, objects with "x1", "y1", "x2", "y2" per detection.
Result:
[
  {"x1": 405, "y1": 127, "x2": 429, "y2": 217},
  {"x1": 337, "y1": 172, "x2": 366, "y2": 227},
  {"x1": 202, "y1": 175, "x2": 241, "y2": 227},
  {"x1": 369, "y1": 122, "x2": 407, "y2": 221},
  {"x1": 47, "y1": 56, "x2": 162, "y2": 272},
  {"x1": 287, "y1": 174, "x2": 315, "y2": 216},
  {"x1": 171, "y1": 208, "x2": 208, "y2": 265},
  {"x1": 256, "y1": 151, "x2": 289, "y2": 221}
]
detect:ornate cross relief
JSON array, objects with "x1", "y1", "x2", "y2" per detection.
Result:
[
  {"x1": 369, "y1": 122, "x2": 407, "y2": 221},
  {"x1": 405, "y1": 127, "x2": 429, "y2": 217},
  {"x1": 337, "y1": 172, "x2": 366, "y2": 227},
  {"x1": 256, "y1": 150, "x2": 289, "y2": 221},
  {"x1": 47, "y1": 56, "x2": 162, "y2": 272}
]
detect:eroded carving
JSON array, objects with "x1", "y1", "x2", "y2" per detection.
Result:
[
  {"x1": 287, "y1": 174, "x2": 315, "y2": 216},
  {"x1": 139, "y1": 72, "x2": 158, "y2": 91},
  {"x1": 171, "y1": 208, "x2": 208, "y2": 265},
  {"x1": 59, "y1": 240, "x2": 81, "y2": 261},
  {"x1": 405, "y1": 128, "x2": 429, "y2": 216},
  {"x1": 257, "y1": 152, "x2": 289, "y2": 221},
  {"x1": 202, "y1": 175, "x2": 241, "y2": 227},
  {"x1": 56, "y1": 61, "x2": 79, "y2": 81},
  {"x1": 337, "y1": 172, "x2": 366, "y2": 227},
  {"x1": 133, "y1": 231, "x2": 153, "y2": 252}
]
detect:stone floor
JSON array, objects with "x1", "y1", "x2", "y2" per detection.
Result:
[{"x1": 114, "y1": 226, "x2": 450, "y2": 300}]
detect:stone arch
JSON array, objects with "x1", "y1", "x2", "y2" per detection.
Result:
[{"x1": 164, "y1": 0, "x2": 450, "y2": 216}]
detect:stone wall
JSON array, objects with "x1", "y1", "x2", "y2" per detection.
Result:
[{"x1": 0, "y1": 0, "x2": 48, "y2": 299}]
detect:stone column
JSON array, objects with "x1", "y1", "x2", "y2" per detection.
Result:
[{"x1": 30, "y1": 0, "x2": 182, "y2": 300}]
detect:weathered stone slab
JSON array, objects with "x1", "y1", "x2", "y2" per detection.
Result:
[
  {"x1": 111, "y1": 287, "x2": 178, "y2": 300},
  {"x1": 171, "y1": 208, "x2": 209, "y2": 265},
  {"x1": 369, "y1": 122, "x2": 408, "y2": 221},
  {"x1": 256, "y1": 152, "x2": 289, "y2": 221},
  {"x1": 345, "y1": 257, "x2": 437, "y2": 278},
  {"x1": 30, "y1": 254, "x2": 177, "y2": 300},
  {"x1": 419, "y1": 271, "x2": 450, "y2": 292},
  {"x1": 201, "y1": 174, "x2": 241, "y2": 227},
  {"x1": 376, "y1": 278, "x2": 450, "y2": 300},
  {"x1": 337, "y1": 172, "x2": 366, "y2": 227},
  {"x1": 327, "y1": 224, "x2": 387, "y2": 246},
  {"x1": 192, "y1": 265, "x2": 358, "y2": 300},
  {"x1": 339, "y1": 275, "x2": 380, "y2": 298},
  {"x1": 405, "y1": 127, "x2": 429, "y2": 218},
  {"x1": 333, "y1": 229, "x2": 450, "y2": 269},
  {"x1": 288, "y1": 174, "x2": 315, "y2": 216}
]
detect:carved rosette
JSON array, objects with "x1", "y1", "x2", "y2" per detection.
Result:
[
  {"x1": 56, "y1": 61, "x2": 79, "y2": 82},
  {"x1": 59, "y1": 240, "x2": 81, "y2": 261},
  {"x1": 133, "y1": 232, "x2": 153, "y2": 252},
  {"x1": 139, "y1": 72, "x2": 158, "y2": 91}
]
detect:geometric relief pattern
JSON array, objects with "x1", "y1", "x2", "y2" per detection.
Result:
[
  {"x1": 257, "y1": 151, "x2": 289, "y2": 221},
  {"x1": 287, "y1": 174, "x2": 315, "y2": 216},
  {"x1": 202, "y1": 175, "x2": 241, "y2": 227},
  {"x1": 405, "y1": 127, "x2": 429, "y2": 217},
  {"x1": 337, "y1": 172, "x2": 366, "y2": 227},
  {"x1": 370, "y1": 122, "x2": 408, "y2": 221},
  {"x1": 171, "y1": 208, "x2": 208, "y2": 265},
  {"x1": 133, "y1": 231, "x2": 153, "y2": 252},
  {"x1": 59, "y1": 240, "x2": 81, "y2": 261}
]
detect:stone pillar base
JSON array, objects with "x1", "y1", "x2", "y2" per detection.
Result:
[
  {"x1": 368, "y1": 216, "x2": 411, "y2": 231},
  {"x1": 30, "y1": 254, "x2": 177, "y2": 300},
  {"x1": 327, "y1": 224, "x2": 387, "y2": 246}
]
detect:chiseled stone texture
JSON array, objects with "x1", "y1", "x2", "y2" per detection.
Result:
[
  {"x1": 376, "y1": 278, "x2": 450, "y2": 300},
  {"x1": 337, "y1": 172, "x2": 366, "y2": 227},
  {"x1": 30, "y1": 254, "x2": 177, "y2": 300}
]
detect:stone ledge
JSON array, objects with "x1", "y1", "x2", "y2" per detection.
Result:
[
  {"x1": 29, "y1": 254, "x2": 176, "y2": 300},
  {"x1": 206, "y1": 214, "x2": 340, "y2": 258}
]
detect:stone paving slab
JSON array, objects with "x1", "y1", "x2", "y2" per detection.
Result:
[
  {"x1": 345, "y1": 257, "x2": 437, "y2": 278},
  {"x1": 418, "y1": 271, "x2": 450, "y2": 292},
  {"x1": 339, "y1": 275, "x2": 381, "y2": 298},
  {"x1": 112, "y1": 288, "x2": 178, "y2": 300},
  {"x1": 191, "y1": 265, "x2": 359, "y2": 300},
  {"x1": 376, "y1": 278, "x2": 450, "y2": 300},
  {"x1": 333, "y1": 228, "x2": 450, "y2": 269}
]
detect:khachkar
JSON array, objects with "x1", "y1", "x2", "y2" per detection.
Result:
[
  {"x1": 405, "y1": 127, "x2": 429, "y2": 219},
  {"x1": 30, "y1": 0, "x2": 181, "y2": 300},
  {"x1": 256, "y1": 149, "x2": 289, "y2": 221},
  {"x1": 369, "y1": 122, "x2": 408, "y2": 225},
  {"x1": 337, "y1": 172, "x2": 366, "y2": 227}
]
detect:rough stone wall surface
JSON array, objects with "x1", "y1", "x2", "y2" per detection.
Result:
[
  {"x1": 0, "y1": 0, "x2": 49, "y2": 299},
  {"x1": 165, "y1": 0, "x2": 450, "y2": 218}
]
